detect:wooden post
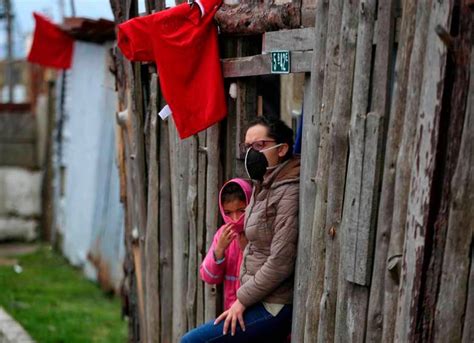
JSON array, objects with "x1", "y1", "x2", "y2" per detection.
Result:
[
  {"x1": 317, "y1": 1, "x2": 359, "y2": 341},
  {"x1": 144, "y1": 73, "x2": 160, "y2": 342},
  {"x1": 433, "y1": 26, "x2": 474, "y2": 342},
  {"x1": 395, "y1": 0, "x2": 454, "y2": 340},
  {"x1": 204, "y1": 124, "x2": 221, "y2": 321}
]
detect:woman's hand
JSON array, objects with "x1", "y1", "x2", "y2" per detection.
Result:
[
  {"x1": 214, "y1": 224, "x2": 237, "y2": 260},
  {"x1": 214, "y1": 299, "x2": 246, "y2": 336}
]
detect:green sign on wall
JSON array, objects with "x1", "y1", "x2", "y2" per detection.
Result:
[{"x1": 271, "y1": 50, "x2": 291, "y2": 74}]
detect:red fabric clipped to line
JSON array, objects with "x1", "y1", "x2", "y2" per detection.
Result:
[
  {"x1": 117, "y1": 0, "x2": 227, "y2": 139},
  {"x1": 27, "y1": 13, "x2": 74, "y2": 70}
]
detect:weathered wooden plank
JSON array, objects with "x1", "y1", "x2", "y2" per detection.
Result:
[
  {"x1": 355, "y1": 112, "x2": 383, "y2": 282},
  {"x1": 196, "y1": 130, "x2": 207, "y2": 326},
  {"x1": 169, "y1": 117, "x2": 190, "y2": 341},
  {"x1": 130, "y1": 62, "x2": 148, "y2": 239},
  {"x1": 158, "y1": 118, "x2": 173, "y2": 343},
  {"x1": 383, "y1": 1, "x2": 432, "y2": 340},
  {"x1": 433, "y1": 39, "x2": 474, "y2": 343},
  {"x1": 262, "y1": 27, "x2": 315, "y2": 53},
  {"x1": 132, "y1": 243, "x2": 146, "y2": 343},
  {"x1": 144, "y1": 73, "x2": 160, "y2": 342},
  {"x1": 222, "y1": 51, "x2": 313, "y2": 78},
  {"x1": 341, "y1": 0, "x2": 377, "y2": 286},
  {"x1": 235, "y1": 78, "x2": 257, "y2": 158},
  {"x1": 317, "y1": 1, "x2": 359, "y2": 341},
  {"x1": 462, "y1": 247, "x2": 474, "y2": 343},
  {"x1": 395, "y1": 0, "x2": 454, "y2": 340},
  {"x1": 233, "y1": 37, "x2": 259, "y2": 175},
  {"x1": 334, "y1": 0, "x2": 383, "y2": 337},
  {"x1": 186, "y1": 134, "x2": 198, "y2": 330},
  {"x1": 129, "y1": 58, "x2": 149, "y2": 343},
  {"x1": 292, "y1": 0, "x2": 329, "y2": 340},
  {"x1": 303, "y1": 0, "x2": 343, "y2": 340},
  {"x1": 366, "y1": 0, "x2": 412, "y2": 340},
  {"x1": 301, "y1": 0, "x2": 316, "y2": 27},
  {"x1": 114, "y1": 52, "x2": 139, "y2": 342},
  {"x1": 420, "y1": 4, "x2": 472, "y2": 340},
  {"x1": 204, "y1": 124, "x2": 220, "y2": 321},
  {"x1": 341, "y1": 113, "x2": 366, "y2": 284}
]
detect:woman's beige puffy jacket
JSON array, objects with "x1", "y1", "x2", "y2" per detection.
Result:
[{"x1": 237, "y1": 156, "x2": 300, "y2": 307}]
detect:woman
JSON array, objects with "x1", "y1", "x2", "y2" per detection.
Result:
[{"x1": 182, "y1": 116, "x2": 300, "y2": 342}]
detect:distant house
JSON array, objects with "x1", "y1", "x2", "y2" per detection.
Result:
[{"x1": 50, "y1": 18, "x2": 125, "y2": 293}]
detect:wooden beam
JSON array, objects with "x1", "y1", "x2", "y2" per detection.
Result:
[
  {"x1": 215, "y1": 2, "x2": 301, "y2": 35},
  {"x1": 262, "y1": 27, "x2": 315, "y2": 53},
  {"x1": 222, "y1": 51, "x2": 312, "y2": 78}
]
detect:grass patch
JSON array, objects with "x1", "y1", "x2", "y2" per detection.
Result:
[{"x1": 0, "y1": 245, "x2": 127, "y2": 343}]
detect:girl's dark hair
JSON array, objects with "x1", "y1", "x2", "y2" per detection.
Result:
[
  {"x1": 248, "y1": 116, "x2": 294, "y2": 161},
  {"x1": 221, "y1": 182, "x2": 246, "y2": 204}
]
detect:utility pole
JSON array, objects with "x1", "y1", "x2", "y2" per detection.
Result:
[
  {"x1": 69, "y1": 0, "x2": 76, "y2": 17},
  {"x1": 58, "y1": 0, "x2": 65, "y2": 20},
  {"x1": 4, "y1": 0, "x2": 14, "y2": 103}
]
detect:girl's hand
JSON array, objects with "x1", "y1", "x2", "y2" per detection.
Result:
[
  {"x1": 214, "y1": 224, "x2": 237, "y2": 260},
  {"x1": 214, "y1": 299, "x2": 246, "y2": 336}
]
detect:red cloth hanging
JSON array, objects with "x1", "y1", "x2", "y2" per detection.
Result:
[
  {"x1": 27, "y1": 13, "x2": 74, "y2": 70},
  {"x1": 117, "y1": 0, "x2": 227, "y2": 139}
]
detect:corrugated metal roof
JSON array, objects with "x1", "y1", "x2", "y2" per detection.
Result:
[{"x1": 61, "y1": 17, "x2": 115, "y2": 44}]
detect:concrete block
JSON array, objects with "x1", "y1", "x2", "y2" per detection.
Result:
[
  {"x1": 0, "y1": 168, "x2": 42, "y2": 217},
  {"x1": 0, "y1": 217, "x2": 38, "y2": 242}
]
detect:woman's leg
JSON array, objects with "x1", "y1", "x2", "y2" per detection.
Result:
[{"x1": 181, "y1": 303, "x2": 292, "y2": 343}]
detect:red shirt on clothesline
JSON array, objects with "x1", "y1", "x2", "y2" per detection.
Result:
[{"x1": 117, "y1": 0, "x2": 227, "y2": 139}]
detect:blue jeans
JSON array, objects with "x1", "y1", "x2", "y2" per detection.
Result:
[{"x1": 181, "y1": 303, "x2": 292, "y2": 343}]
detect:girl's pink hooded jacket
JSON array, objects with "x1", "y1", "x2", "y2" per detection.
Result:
[{"x1": 199, "y1": 178, "x2": 253, "y2": 310}]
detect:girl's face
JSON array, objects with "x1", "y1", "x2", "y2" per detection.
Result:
[{"x1": 222, "y1": 199, "x2": 247, "y2": 222}]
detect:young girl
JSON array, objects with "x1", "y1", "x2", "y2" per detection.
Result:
[{"x1": 200, "y1": 178, "x2": 253, "y2": 310}]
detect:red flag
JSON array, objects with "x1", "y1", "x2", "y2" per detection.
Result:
[{"x1": 27, "y1": 13, "x2": 74, "y2": 69}]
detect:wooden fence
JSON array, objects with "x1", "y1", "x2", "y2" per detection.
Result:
[{"x1": 109, "y1": 0, "x2": 473, "y2": 342}]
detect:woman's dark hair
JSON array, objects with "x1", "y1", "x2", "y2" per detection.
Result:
[
  {"x1": 221, "y1": 182, "x2": 246, "y2": 204},
  {"x1": 248, "y1": 116, "x2": 294, "y2": 161}
]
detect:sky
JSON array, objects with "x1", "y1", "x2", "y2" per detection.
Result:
[{"x1": 1, "y1": 0, "x2": 153, "y2": 58}]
